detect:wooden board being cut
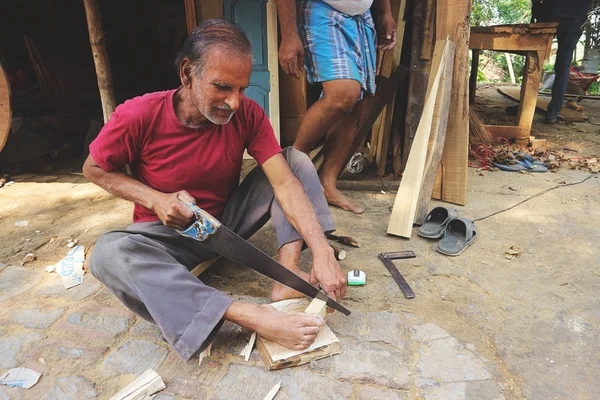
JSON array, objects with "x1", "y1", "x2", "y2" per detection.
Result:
[
  {"x1": 256, "y1": 298, "x2": 341, "y2": 370},
  {"x1": 497, "y1": 86, "x2": 588, "y2": 122}
]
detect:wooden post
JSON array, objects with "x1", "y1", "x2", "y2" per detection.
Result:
[
  {"x1": 184, "y1": 0, "x2": 198, "y2": 35},
  {"x1": 516, "y1": 51, "x2": 543, "y2": 146},
  {"x1": 469, "y1": 49, "x2": 480, "y2": 104},
  {"x1": 83, "y1": 0, "x2": 116, "y2": 123},
  {"x1": 432, "y1": 0, "x2": 471, "y2": 205}
]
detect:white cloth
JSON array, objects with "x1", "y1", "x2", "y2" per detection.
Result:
[{"x1": 322, "y1": 0, "x2": 373, "y2": 16}]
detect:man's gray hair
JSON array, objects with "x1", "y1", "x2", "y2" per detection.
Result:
[{"x1": 175, "y1": 19, "x2": 252, "y2": 77}]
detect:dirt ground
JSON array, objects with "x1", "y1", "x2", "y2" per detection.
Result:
[{"x1": 1, "y1": 90, "x2": 599, "y2": 399}]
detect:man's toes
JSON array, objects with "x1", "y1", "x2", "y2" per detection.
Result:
[{"x1": 302, "y1": 326, "x2": 321, "y2": 335}]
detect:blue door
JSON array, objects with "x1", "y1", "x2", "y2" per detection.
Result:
[{"x1": 223, "y1": 0, "x2": 270, "y2": 115}]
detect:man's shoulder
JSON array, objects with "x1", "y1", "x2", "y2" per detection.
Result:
[
  {"x1": 235, "y1": 96, "x2": 267, "y2": 123},
  {"x1": 113, "y1": 90, "x2": 175, "y2": 122}
]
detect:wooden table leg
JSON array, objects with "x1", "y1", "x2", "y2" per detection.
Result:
[
  {"x1": 469, "y1": 49, "x2": 480, "y2": 104},
  {"x1": 516, "y1": 51, "x2": 543, "y2": 147}
]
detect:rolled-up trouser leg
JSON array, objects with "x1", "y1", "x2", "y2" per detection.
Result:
[{"x1": 221, "y1": 146, "x2": 335, "y2": 248}]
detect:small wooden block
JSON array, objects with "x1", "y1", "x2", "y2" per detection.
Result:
[
  {"x1": 530, "y1": 138, "x2": 547, "y2": 153},
  {"x1": 304, "y1": 297, "x2": 327, "y2": 320},
  {"x1": 256, "y1": 299, "x2": 341, "y2": 370},
  {"x1": 109, "y1": 369, "x2": 165, "y2": 400}
]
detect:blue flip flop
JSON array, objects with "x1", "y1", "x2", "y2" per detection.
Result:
[{"x1": 494, "y1": 152, "x2": 548, "y2": 173}]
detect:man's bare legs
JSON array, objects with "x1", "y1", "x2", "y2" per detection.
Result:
[
  {"x1": 271, "y1": 239, "x2": 310, "y2": 301},
  {"x1": 318, "y1": 97, "x2": 373, "y2": 215},
  {"x1": 293, "y1": 79, "x2": 364, "y2": 214}
]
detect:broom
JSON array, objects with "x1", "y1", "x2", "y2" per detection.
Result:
[{"x1": 469, "y1": 108, "x2": 493, "y2": 146}]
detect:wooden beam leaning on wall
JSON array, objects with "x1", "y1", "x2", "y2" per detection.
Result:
[
  {"x1": 431, "y1": 0, "x2": 471, "y2": 205},
  {"x1": 414, "y1": 39, "x2": 456, "y2": 226},
  {"x1": 372, "y1": 0, "x2": 408, "y2": 177},
  {"x1": 387, "y1": 39, "x2": 454, "y2": 238}
]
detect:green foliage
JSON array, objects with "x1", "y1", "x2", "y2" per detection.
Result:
[{"x1": 471, "y1": 0, "x2": 532, "y2": 26}]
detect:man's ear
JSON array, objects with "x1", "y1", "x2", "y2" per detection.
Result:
[{"x1": 180, "y1": 59, "x2": 193, "y2": 87}]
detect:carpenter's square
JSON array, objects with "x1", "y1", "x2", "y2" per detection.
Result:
[
  {"x1": 177, "y1": 200, "x2": 351, "y2": 316},
  {"x1": 378, "y1": 251, "x2": 416, "y2": 299}
]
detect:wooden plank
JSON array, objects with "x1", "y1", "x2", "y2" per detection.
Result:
[
  {"x1": 497, "y1": 86, "x2": 588, "y2": 122},
  {"x1": 469, "y1": 50, "x2": 479, "y2": 104},
  {"x1": 184, "y1": 0, "x2": 198, "y2": 34},
  {"x1": 109, "y1": 369, "x2": 165, "y2": 400},
  {"x1": 433, "y1": 0, "x2": 470, "y2": 205},
  {"x1": 0, "y1": 63, "x2": 11, "y2": 153},
  {"x1": 191, "y1": 257, "x2": 220, "y2": 277},
  {"x1": 83, "y1": 0, "x2": 117, "y2": 123},
  {"x1": 256, "y1": 299, "x2": 341, "y2": 370},
  {"x1": 403, "y1": 0, "x2": 429, "y2": 168},
  {"x1": 375, "y1": 0, "x2": 407, "y2": 176},
  {"x1": 267, "y1": 0, "x2": 280, "y2": 143},
  {"x1": 469, "y1": 32, "x2": 551, "y2": 53},
  {"x1": 304, "y1": 297, "x2": 327, "y2": 319},
  {"x1": 414, "y1": 40, "x2": 456, "y2": 226},
  {"x1": 517, "y1": 51, "x2": 543, "y2": 136},
  {"x1": 387, "y1": 41, "x2": 449, "y2": 238},
  {"x1": 485, "y1": 125, "x2": 529, "y2": 139},
  {"x1": 420, "y1": 0, "x2": 435, "y2": 59},
  {"x1": 200, "y1": 0, "x2": 223, "y2": 20}
]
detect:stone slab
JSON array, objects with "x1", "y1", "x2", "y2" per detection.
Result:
[
  {"x1": 100, "y1": 339, "x2": 169, "y2": 377},
  {"x1": 327, "y1": 311, "x2": 407, "y2": 349},
  {"x1": 417, "y1": 337, "x2": 492, "y2": 383},
  {"x1": 0, "y1": 266, "x2": 43, "y2": 303},
  {"x1": 0, "y1": 333, "x2": 42, "y2": 368},
  {"x1": 11, "y1": 307, "x2": 65, "y2": 329},
  {"x1": 42, "y1": 375, "x2": 98, "y2": 400},
  {"x1": 312, "y1": 338, "x2": 410, "y2": 390}
]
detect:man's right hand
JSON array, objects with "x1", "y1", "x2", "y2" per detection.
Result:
[
  {"x1": 278, "y1": 36, "x2": 305, "y2": 78},
  {"x1": 152, "y1": 190, "x2": 195, "y2": 229}
]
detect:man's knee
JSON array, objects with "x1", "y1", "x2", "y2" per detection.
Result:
[
  {"x1": 282, "y1": 147, "x2": 316, "y2": 176},
  {"x1": 88, "y1": 232, "x2": 126, "y2": 282},
  {"x1": 323, "y1": 81, "x2": 361, "y2": 114}
]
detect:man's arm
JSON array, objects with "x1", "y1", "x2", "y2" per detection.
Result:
[
  {"x1": 82, "y1": 155, "x2": 195, "y2": 229},
  {"x1": 374, "y1": 0, "x2": 397, "y2": 51},
  {"x1": 261, "y1": 153, "x2": 347, "y2": 302},
  {"x1": 273, "y1": 0, "x2": 304, "y2": 78}
]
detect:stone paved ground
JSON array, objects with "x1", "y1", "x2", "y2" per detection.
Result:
[
  {"x1": 0, "y1": 269, "x2": 503, "y2": 400},
  {"x1": 1, "y1": 167, "x2": 599, "y2": 399}
]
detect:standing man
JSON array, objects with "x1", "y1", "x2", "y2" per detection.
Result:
[
  {"x1": 532, "y1": 0, "x2": 591, "y2": 123},
  {"x1": 84, "y1": 19, "x2": 346, "y2": 362},
  {"x1": 275, "y1": 0, "x2": 397, "y2": 214}
]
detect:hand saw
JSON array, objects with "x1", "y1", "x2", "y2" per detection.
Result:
[{"x1": 176, "y1": 200, "x2": 351, "y2": 316}]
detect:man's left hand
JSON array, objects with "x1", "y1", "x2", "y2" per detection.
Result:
[
  {"x1": 309, "y1": 248, "x2": 347, "y2": 303},
  {"x1": 377, "y1": 13, "x2": 397, "y2": 51}
]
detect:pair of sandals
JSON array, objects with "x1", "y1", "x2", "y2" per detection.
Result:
[
  {"x1": 418, "y1": 207, "x2": 477, "y2": 256},
  {"x1": 494, "y1": 152, "x2": 548, "y2": 173}
]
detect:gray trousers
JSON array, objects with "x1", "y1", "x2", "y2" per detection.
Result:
[{"x1": 89, "y1": 147, "x2": 335, "y2": 361}]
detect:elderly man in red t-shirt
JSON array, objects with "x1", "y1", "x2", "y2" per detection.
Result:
[{"x1": 83, "y1": 19, "x2": 346, "y2": 362}]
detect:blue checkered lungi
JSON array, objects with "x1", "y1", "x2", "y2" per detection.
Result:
[{"x1": 298, "y1": 0, "x2": 377, "y2": 95}]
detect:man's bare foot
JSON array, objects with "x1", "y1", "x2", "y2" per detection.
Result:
[
  {"x1": 271, "y1": 269, "x2": 311, "y2": 301},
  {"x1": 256, "y1": 305, "x2": 323, "y2": 350},
  {"x1": 324, "y1": 187, "x2": 364, "y2": 214}
]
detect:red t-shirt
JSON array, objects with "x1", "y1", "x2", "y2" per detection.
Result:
[{"x1": 89, "y1": 89, "x2": 282, "y2": 223}]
